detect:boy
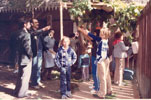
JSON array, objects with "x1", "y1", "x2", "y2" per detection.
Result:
[{"x1": 55, "y1": 36, "x2": 77, "y2": 99}]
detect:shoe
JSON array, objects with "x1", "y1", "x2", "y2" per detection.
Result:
[
  {"x1": 66, "y1": 91, "x2": 72, "y2": 98},
  {"x1": 106, "y1": 91, "x2": 112, "y2": 96},
  {"x1": 89, "y1": 85, "x2": 94, "y2": 89},
  {"x1": 18, "y1": 93, "x2": 32, "y2": 98},
  {"x1": 32, "y1": 85, "x2": 40, "y2": 89},
  {"x1": 99, "y1": 96, "x2": 105, "y2": 99},
  {"x1": 90, "y1": 89, "x2": 97, "y2": 94},
  {"x1": 38, "y1": 82, "x2": 45, "y2": 88},
  {"x1": 13, "y1": 69, "x2": 18, "y2": 73},
  {"x1": 61, "y1": 95, "x2": 68, "y2": 99},
  {"x1": 96, "y1": 92, "x2": 105, "y2": 99},
  {"x1": 93, "y1": 93, "x2": 105, "y2": 99}
]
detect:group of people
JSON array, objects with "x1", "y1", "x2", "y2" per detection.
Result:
[
  {"x1": 12, "y1": 18, "x2": 55, "y2": 98},
  {"x1": 77, "y1": 24, "x2": 130, "y2": 99},
  {"x1": 11, "y1": 17, "x2": 131, "y2": 99}
]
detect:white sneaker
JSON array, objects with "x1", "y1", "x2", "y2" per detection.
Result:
[
  {"x1": 13, "y1": 69, "x2": 18, "y2": 73},
  {"x1": 61, "y1": 95, "x2": 68, "y2": 99},
  {"x1": 38, "y1": 82, "x2": 45, "y2": 88},
  {"x1": 89, "y1": 85, "x2": 94, "y2": 89},
  {"x1": 66, "y1": 91, "x2": 72, "y2": 98},
  {"x1": 32, "y1": 85, "x2": 40, "y2": 89},
  {"x1": 90, "y1": 89, "x2": 97, "y2": 94}
]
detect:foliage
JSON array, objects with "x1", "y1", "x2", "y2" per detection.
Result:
[
  {"x1": 103, "y1": 0, "x2": 144, "y2": 44},
  {"x1": 106, "y1": 0, "x2": 144, "y2": 34},
  {"x1": 68, "y1": 0, "x2": 92, "y2": 25}
]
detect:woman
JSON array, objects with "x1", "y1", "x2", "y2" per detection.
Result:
[{"x1": 42, "y1": 30, "x2": 56, "y2": 80}]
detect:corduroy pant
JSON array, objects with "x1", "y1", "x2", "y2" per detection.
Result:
[
  {"x1": 97, "y1": 58, "x2": 112, "y2": 97},
  {"x1": 114, "y1": 58, "x2": 125, "y2": 86}
]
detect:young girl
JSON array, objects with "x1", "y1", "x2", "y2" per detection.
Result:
[
  {"x1": 78, "y1": 26, "x2": 112, "y2": 99},
  {"x1": 55, "y1": 36, "x2": 77, "y2": 99},
  {"x1": 78, "y1": 43, "x2": 90, "y2": 82},
  {"x1": 113, "y1": 31, "x2": 129, "y2": 86}
]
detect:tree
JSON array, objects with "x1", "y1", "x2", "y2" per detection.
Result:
[{"x1": 68, "y1": 0, "x2": 92, "y2": 26}]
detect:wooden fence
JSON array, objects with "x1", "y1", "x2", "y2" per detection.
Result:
[{"x1": 136, "y1": 0, "x2": 151, "y2": 98}]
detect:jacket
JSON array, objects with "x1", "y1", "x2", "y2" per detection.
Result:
[
  {"x1": 17, "y1": 29, "x2": 33, "y2": 66},
  {"x1": 113, "y1": 41, "x2": 129, "y2": 58}
]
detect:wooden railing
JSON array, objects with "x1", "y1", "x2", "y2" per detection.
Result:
[{"x1": 136, "y1": 0, "x2": 151, "y2": 98}]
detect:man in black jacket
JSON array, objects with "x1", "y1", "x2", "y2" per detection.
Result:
[{"x1": 14, "y1": 18, "x2": 33, "y2": 98}]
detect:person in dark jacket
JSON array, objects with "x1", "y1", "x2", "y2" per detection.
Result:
[
  {"x1": 30, "y1": 19, "x2": 51, "y2": 89},
  {"x1": 14, "y1": 18, "x2": 33, "y2": 98}
]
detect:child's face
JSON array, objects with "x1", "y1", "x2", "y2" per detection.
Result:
[
  {"x1": 49, "y1": 30, "x2": 54, "y2": 37},
  {"x1": 99, "y1": 32, "x2": 106, "y2": 39},
  {"x1": 62, "y1": 38, "x2": 70, "y2": 48}
]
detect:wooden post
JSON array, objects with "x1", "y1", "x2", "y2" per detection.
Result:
[{"x1": 60, "y1": 1, "x2": 63, "y2": 40}]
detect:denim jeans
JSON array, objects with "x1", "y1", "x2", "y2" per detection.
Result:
[
  {"x1": 31, "y1": 51, "x2": 43, "y2": 86},
  {"x1": 91, "y1": 56, "x2": 100, "y2": 91},
  {"x1": 60, "y1": 66, "x2": 71, "y2": 96}
]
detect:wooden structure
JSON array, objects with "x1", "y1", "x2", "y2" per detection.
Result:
[
  {"x1": 136, "y1": 0, "x2": 151, "y2": 98},
  {"x1": 0, "y1": 0, "x2": 113, "y2": 64}
]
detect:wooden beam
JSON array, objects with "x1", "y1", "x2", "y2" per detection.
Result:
[{"x1": 60, "y1": 1, "x2": 63, "y2": 40}]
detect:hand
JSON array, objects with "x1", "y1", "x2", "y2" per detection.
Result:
[
  {"x1": 42, "y1": 25, "x2": 51, "y2": 31},
  {"x1": 109, "y1": 56, "x2": 112, "y2": 62},
  {"x1": 61, "y1": 67, "x2": 66, "y2": 73}
]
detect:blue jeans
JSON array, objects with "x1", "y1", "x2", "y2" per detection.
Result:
[
  {"x1": 31, "y1": 51, "x2": 43, "y2": 86},
  {"x1": 91, "y1": 56, "x2": 99, "y2": 91},
  {"x1": 60, "y1": 67, "x2": 71, "y2": 96}
]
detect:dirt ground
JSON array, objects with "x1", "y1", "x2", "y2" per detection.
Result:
[{"x1": 0, "y1": 64, "x2": 140, "y2": 100}]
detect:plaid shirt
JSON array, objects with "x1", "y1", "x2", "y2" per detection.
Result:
[{"x1": 55, "y1": 46, "x2": 77, "y2": 68}]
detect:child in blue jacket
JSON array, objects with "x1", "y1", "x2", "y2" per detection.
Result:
[{"x1": 55, "y1": 36, "x2": 77, "y2": 99}]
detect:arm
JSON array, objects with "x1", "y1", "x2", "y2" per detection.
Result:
[
  {"x1": 21, "y1": 33, "x2": 33, "y2": 59},
  {"x1": 78, "y1": 27, "x2": 101, "y2": 42},
  {"x1": 120, "y1": 41, "x2": 129, "y2": 51},
  {"x1": 78, "y1": 55, "x2": 82, "y2": 68},
  {"x1": 78, "y1": 27, "x2": 91, "y2": 41},
  {"x1": 54, "y1": 51, "x2": 62, "y2": 68},
  {"x1": 32, "y1": 25, "x2": 51, "y2": 36},
  {"x1": 49, "y1": 49, "x2": 56, "y2": 55},
  {"x1": 71, "y1": 49, "x2": 77, "y2": 66}
]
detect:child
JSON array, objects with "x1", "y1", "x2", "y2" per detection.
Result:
[
  {"x1": 78, "y1": 26, "x2": 112, "y2": 99},
  {"x1": 78, "y1": 44, "x2": 90, "y2": 82},
  {"x1": 55, "y1": 36, "x2": 77, "y2": 99},
  {"x1": 113, "y1": 31, "x2": 129, "y2": 86}
]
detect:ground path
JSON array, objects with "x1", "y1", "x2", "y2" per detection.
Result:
[{"x1": 0, "y1": 64, "x2": 140, "y2": 100}]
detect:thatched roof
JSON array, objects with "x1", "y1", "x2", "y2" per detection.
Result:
[{"x1": 0, "y1": 0, "x2": 113, "y2": 13}]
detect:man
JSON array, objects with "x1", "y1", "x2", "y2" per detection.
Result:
[
  {"x1": 30, "y1": 19, "x2": 51, "y2": 89},
  {"x1": 14, "y1": 18, "x2": 33, "y2": 98}
]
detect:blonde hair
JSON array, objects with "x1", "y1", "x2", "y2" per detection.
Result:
[
  {"x1": 100, "y1": 27, "x2": 111, "y2": 39},
  {"x1": 60, "y1": 36, "x2": 70, "y2": 46}
]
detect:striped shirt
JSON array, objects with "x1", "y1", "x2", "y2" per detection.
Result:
[
  {"x1": 55, "y1": 46, "x2": 77, "y2": 68},
  {"x1": 88, "y1": 33, "x2": 109, "y2": 62}
]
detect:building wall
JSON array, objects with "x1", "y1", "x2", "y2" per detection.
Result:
[{"x1": 0, "y1": 9, "x2": 73, "y2": 64}]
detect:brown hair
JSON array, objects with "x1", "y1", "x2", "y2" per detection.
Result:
[{"x1": 114, "y1": 31, "x2": 123, "y2": 39}]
